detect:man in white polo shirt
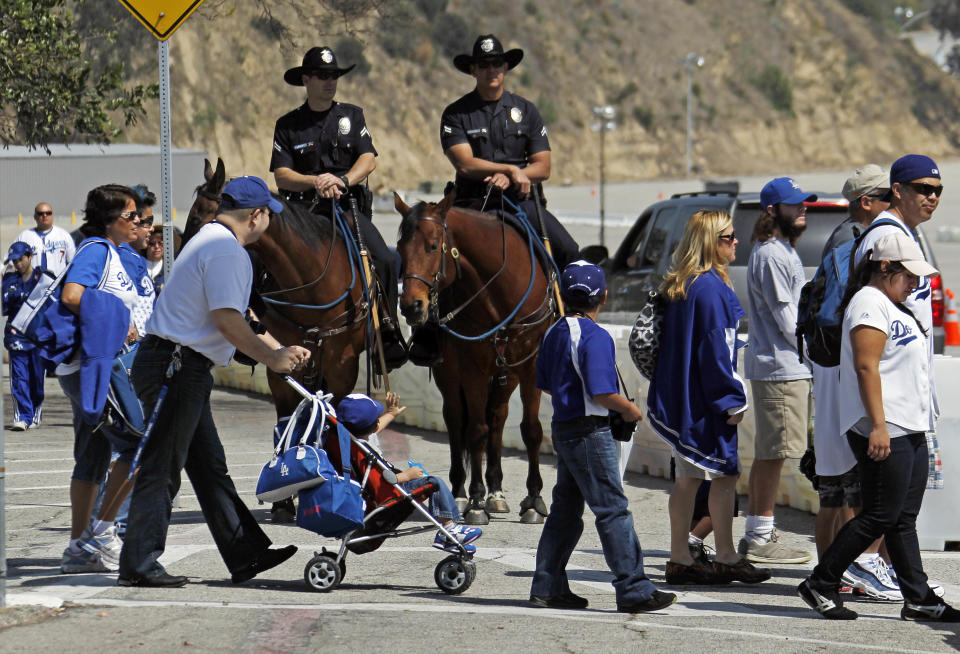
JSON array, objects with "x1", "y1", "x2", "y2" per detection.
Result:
[
  {"x1": 118, "y1": 176, "x2": 310, "y2": 588},
  {"x1": 16, "y1": 202, "x2": 75, "y2": 276}
]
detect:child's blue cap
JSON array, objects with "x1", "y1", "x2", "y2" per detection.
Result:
[
  {"x1": 561, "y1": 260, "x2": 606, "y2": 306},
  {"x1": 336, "y1": 393, "x2": 384, "y2": 433},
  {"x1": 4, "y1": 241, "x2": 33, "y2": 263}
]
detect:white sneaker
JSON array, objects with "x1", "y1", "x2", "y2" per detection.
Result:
[
  {"x1": 843, "y1": 558, "x2": 902, "y2": 601},
  {"x1": 11, "y1": 421, "x2": 27, "y2": 431},
  {"x1": 883, "y1": 559, "x2": 944, "y2": 598},
  {"x1": 80, "y1": 525, "x2": 122, "y2": 569},
  {"x1": 61, "y1": 546, "x2": 109, "y2": 573}
]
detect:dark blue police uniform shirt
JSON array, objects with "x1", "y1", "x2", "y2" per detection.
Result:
[
  {"x1": 440, "y1": 90, "x2": 549, "y2": 202},
  {"x1": 270, "y1": 101, "x2": 377, "y2": 178},
  {"x1": 2, "y1": 268, "x2": 42, "y2": 350},
  {"x1": 536, "y1": 316, "x2": 619, "y2": 422}
]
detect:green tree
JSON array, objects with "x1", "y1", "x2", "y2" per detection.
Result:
[{"x1": 0, "y1": 0, "x2": 156, "y2": 151}]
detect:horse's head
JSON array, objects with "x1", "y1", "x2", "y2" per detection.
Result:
[
  {"x1": 182, "y1": 157, "x2": 225, "y2": 245},
  {"x1": 395, "y1": 191, "x2": 455, "y2": 327}
]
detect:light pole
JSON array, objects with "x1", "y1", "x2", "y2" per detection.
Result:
[
  {"x1": 591, "y1": 105, "x2": 616, "y2": 247},
  {"x1": 682, "y1": 52, "x2": 704, "y2": 177}
]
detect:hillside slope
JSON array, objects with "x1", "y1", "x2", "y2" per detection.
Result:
[{"x1": 103, "y1": 0, "x2": 960, "y2": 192}]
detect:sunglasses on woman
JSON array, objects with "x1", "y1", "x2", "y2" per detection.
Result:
[
  {"x1": 718, "y1": 232, "x2": 736, "y2": 243},
  {"x1": 117, "y1": 210, "x2": 142, "y2": 223}
]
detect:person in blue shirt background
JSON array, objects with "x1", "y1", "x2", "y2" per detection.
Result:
[
  {"x1": 530, "y1": 260, "x2": 676, "y2": 614},
  {"x1": 2, "y1": 241, "x2": 45, "y2": 431}
]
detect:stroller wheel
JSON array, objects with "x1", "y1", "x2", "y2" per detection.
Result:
[
  {"x1": 304, "y1": 553, "x2": 342, "y2": 592},
  {"x1": 434, "y1": 555, "x2": 476, "y2": 595}
]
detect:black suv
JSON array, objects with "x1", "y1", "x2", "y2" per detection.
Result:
[{"x1": 580, "y1": 188, "x2": 945, "y2": 352}]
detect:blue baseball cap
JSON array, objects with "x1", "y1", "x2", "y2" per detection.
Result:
[
  {"x1": 561, "y1": 260, "x2": 606, "y2": 306},
  {"x1": 760, "y1": 177, "x2": 817, "y2": 208},
  {"x1": 4, "y1": 241, "x2": 33, "y2": 263},
  {"x1": 220, "y1": 176, "x2": 283, "y2": 213},
  {"x1": 890, "y1": 154, "x2": 940, "y2": 184},
  {"x1": 336, "y1": 393, "x2": 384, "y2": 434}
]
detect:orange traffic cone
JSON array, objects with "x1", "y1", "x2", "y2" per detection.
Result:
[{"x1": 944, "y1": 289, "x2": 960, "y2": 346}]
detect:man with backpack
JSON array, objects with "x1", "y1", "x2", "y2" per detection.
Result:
[
  {"x1": 741, "y1": 177, "x2": 815, "y2": 565},
  {"x1": 809, "y1": 165, "x2": 902, "y2": 601}
]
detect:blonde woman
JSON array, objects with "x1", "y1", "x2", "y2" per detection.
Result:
[{"x1": 647, "y1": 210, "x2": 770, "y2": 586}]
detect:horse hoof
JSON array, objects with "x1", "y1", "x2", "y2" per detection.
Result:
[
  {"x1": 485, "y1": 492, "x2": 510, "y2": 514},
  {"x1": 455, "y1": 497, "x2": 469, "y2": 513},
  {"x1": 463, "y1": 509, "x2": 490, "y2": 525},
  {"x1": 519, "y1": 509, "x2": 546, "y2": 524}
]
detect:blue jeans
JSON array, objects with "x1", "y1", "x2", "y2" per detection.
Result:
[
  {"x1": 59, "y1": 371, "x2": 136, "y2": 483},
  {"x1": 811, "y1": 431, "x2": 931, "y2": 603},
  {"x1": 118, "y1": 338, "x2": 271, "y2": 579},
  {"x1": 531, "y1": 420, "x2": 657, "y2": 605},
  {"x1": 401, "y1": 475, "x2": 461, "y2": 522}
]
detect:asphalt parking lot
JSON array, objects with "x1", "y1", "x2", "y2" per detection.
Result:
[{"x1": 4, "y1": 379, "x2": 960, "y2": 653}]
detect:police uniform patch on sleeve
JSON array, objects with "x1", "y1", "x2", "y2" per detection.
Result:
[
  {"x1": 338, "y1": 117, "x2": 351, "y2": 135},
  {"x1": 541, "y1": 126, "x2": 547, "y2": 136},
  {"x1": 443, "y1": 125, "x2": 452, "y2": 134},
  {"x1": 510, "y1": 107, "x2": 522, "y2": 123},
  {"x1": 273, "y1": 141, "x2": 282, "y2": 152},
  {"x1": 360, "y1": 126, "x2": 369, "y2": 138}
]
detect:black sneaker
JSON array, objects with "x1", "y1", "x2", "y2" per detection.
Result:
[
  {"x1": 617, "y1": 590, "x2": 677, "y2": 613},
  {"x1": 797, "y1": 578, "x2": 858, "y2": 620},
  {"x1": 902, "y1": 599, "x2": 960, "y2": 622}
]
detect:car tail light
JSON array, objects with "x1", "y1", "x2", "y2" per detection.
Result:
[{"x1": 931, "y1": 274, "x2": 944, "y2": 327}]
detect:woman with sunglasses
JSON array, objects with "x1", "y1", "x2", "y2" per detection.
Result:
[
  {"x1": 58, "y1": 184, "x2": 143, "y2": 575},
  {"x1": 647, "y1": 210, "x2": 771, "y2": 586},
  {"x1": 798, "y1": 232, "x2": 960, "y2": 622}
]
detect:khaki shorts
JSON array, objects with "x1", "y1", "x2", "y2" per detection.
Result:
[
  {"x1": 673, "y1": 452, "x2": 730, "y2": 481},
  {"x1": 750, "y1": 378, "x2": 811, "y2": 460}
]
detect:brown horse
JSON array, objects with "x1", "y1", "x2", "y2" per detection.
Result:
[
  {"x1": 183, "y1": 158, "x2": 369, "y2": 416},
  {"x1": 395, "y1": 192, "x2": 553, "y2": 525}
]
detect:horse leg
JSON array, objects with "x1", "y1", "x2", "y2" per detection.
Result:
[
  {"x1": 483, "y1": 373, "x2": 520, "y2": 514},
  {"x1": 461, "y1": 373, "x2": 492, "y2": 525},
  {"x1": 433, "y1": 362, "x2": 468, "y2": 512},
  {"x1": 517, "y1": 363, "x2": 548, "y2": 524}
]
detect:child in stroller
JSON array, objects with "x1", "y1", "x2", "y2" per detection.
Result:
[{"x1": 337, "y1": 392, "x2": 482, "y2": 554}]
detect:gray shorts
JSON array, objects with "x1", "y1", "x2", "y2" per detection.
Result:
[{"x1": 816, "y1": 466, "x2": 862, "y2": 509}]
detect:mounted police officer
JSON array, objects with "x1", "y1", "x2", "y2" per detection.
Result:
[
  {"x1": 440, "y1": 35, "x2": 579, "y2": 269},
  {"x1": 271, "y1": 46, "x2": 406, "y2": 370}
]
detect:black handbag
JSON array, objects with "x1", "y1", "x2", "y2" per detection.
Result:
[{"x1": 611, "y1": 365, "x2": 638, "y2": 442}]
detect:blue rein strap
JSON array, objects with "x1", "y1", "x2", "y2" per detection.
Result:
[
  {"x1": 439, "y1": 203, "x2": 538, "y2": 342},
  {"x1": 500, "y1": 195, "x2": 562, "y2": 280},
  {"x1": 260, "y1": 201, "x2": 360, "y2": 311}
]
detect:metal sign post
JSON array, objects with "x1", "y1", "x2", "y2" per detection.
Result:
[{"x1": 159, "y1": 40, "x2": 174, "y2": 279}]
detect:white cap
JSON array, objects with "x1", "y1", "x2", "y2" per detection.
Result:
[{"x1": 869, "y1": 232, "x2": 939, "y2": 277}]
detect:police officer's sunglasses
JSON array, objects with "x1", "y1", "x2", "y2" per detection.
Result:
[{"x1": 308, "y1": 70, "x2": 340, "y2": 80}]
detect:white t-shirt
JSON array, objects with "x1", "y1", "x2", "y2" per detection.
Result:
[
  {"x1": 855, "y1": 211, "x2": 937, "y2": 428},
  {"x1": 145, "y1": 222, "x2": 252, "y2": 366},
  {"x1": 16, "y1": 226, "x2": 75, "y2": 276},
  {"x1": 838, "y1": 286, "x2": 931, "y2": 437}
]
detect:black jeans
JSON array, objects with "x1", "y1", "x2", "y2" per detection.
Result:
[
  {"x1": 118, "y1": 338, "x2": 271, "y2": 579},
  {"x1": 810, "y1": 431, "x2": 930, "y2": 603}
]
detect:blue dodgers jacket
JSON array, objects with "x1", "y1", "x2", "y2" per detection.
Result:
[
  {"x1": 36, "y1": 288, "x2": 129, "y2": 424},
  {"x1": 2, "y1": 269, "x2": 42, "y2": 351},
  {"x1": 646, "y1": 270, "x2": 747, "y2": 476}
]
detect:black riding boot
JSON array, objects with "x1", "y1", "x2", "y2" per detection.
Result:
[{"x1": 408, "y1": 322, "x2": 443, "y2": 367}]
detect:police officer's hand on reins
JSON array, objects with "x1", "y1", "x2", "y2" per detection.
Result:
[
  {"x1": 268, "y1": 345, "x2": 311, "y2": 374},
  {"x1": 484, "y1": 164, "x2": 531, "y2": 199},
  {"x1": 314, "y1": 172, "x2": 347, "y2": 200}
]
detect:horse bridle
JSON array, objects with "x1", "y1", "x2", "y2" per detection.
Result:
[{"x1": 401, "y1": 213, "x2": 461, "y2": 321}]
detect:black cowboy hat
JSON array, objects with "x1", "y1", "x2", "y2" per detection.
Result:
[
  {"x1": 453, "y1": 34, "x2": 523, "y2": 74},
  {"x1": 283, "y1": 46, "x2": 355, "y2": 86}
]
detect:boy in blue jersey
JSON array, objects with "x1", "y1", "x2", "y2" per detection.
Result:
[
  {"x1": 2, "y1": 242, "x2": 45, "y2": 430},
  {"x1": 530, "y1": 261, "x2": 676, "y2": 613}
]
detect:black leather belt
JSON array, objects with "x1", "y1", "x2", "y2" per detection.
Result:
[
  {"x1": 280, "y1": 190, "x2": 315, "y2": 203},
  {"x1": 140, "y1": 335, "x2": 213, "y2": 369},
  {"x1": 555, "y1": 415, "x2": 609, "y2": 428}
]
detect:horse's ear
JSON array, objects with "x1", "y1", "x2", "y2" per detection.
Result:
[
  {"x1": 435, "y1": 188, "x2": 456, "y2": 216},
  {"x1": 203, "y1": 158, "x2": 213, "y2": 182},
  {"x1": 211, "y1": 158, "x2": 226, "y2": 191},
  {"x1": 393, "y1": 191, "x2": 411, "y2": 217}
]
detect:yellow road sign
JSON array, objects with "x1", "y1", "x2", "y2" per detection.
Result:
[{"x1": 116, "y1": 0, "x2": 206, "y2": 41}]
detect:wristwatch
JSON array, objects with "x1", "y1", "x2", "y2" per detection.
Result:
[{"x1": 339, "y1": 175, "x2": 350, "y2": 188}]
